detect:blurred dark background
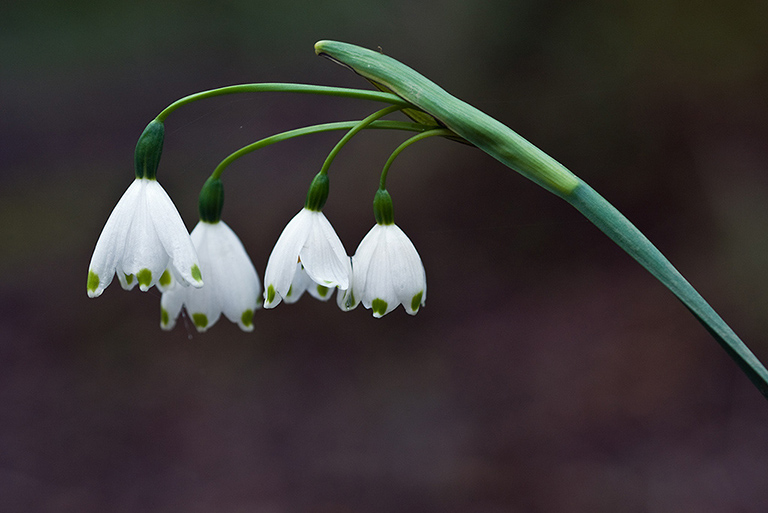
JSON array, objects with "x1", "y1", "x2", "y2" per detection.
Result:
[{"x1": 2, "y1": 0, "x2": 768, "y2": 511}]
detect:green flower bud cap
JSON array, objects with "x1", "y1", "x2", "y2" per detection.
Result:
[
  {"x1": 305, "y1": 172, "x2": 330, "y2": 211},
  {"x1": 134, "y1": 120, "x2": 165, "y2": 179},
  {"x1": 198, "y1": 177, "x2": 224, "y2": 223},
  {"x1": 373, "y1": 188, "x2": 394, "y2": 225}
]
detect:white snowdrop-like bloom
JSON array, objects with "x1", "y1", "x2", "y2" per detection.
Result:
[
  {"x1": 352, "y1": 222, "x2": 426, "y2": 317},
  {"x1": 263, "y1": 208, "x2": 349, "y2": 308},
  {"x1": 160, "y1": 220, "x2": 261, "y2": 332},
  {"x1": 86, "y1": 177, "x2": 202, "y2": 298}
]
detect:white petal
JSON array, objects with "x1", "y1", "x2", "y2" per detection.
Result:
[
  {"x1": 299, "y1": 211, "x2": 349, "y2": 290},
  {"x1": 87, "y1": 179, "x2": 143, "y2": 297},
  {"x1": 336, "y1": 257, "x2": 359, "y2": 311},
  {"x1": 160, "y1": 283, "x2": 185, "y2": 331},
  {"x1": 263, "y1": 209, "x2": 312, "y2": 307},
  {"x1": 386, "y1": 224, "x2": 427, "y2": 315},
  {"x1": 204, "y1": 221, "x2": 261, "y2": 331},
  {"x1": 179, "y1": 224, "x2": 220, "y2": 332},
  {"x1": 145, "y1": 180, "x2": 202, "y2": 288},
  {"x1": 282, "y1": 264, "x2": 312, "y2": 304},
  {"x1": 120, "y1": 181, "x2": 169, "y2": 291}
]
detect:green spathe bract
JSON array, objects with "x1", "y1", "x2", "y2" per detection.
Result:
[{"x1": 314, "y1": 40, "x2": 768, "y2": 399}]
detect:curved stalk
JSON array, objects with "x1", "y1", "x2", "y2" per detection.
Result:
[
  {"x1": 315, "y1": 40, "x2": 768, "y2": 399},
  {"x1": 156, "y1": 83, "x2": 409, "y2": 122},
  {"x1": 211, "y1": 119, "x2": 446, "y2": 180}
]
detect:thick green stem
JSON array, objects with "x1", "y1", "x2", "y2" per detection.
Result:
[
  {"x1": 316, "y1": 39, "x2": 768, "y2": 399},
  {"x1": 566, "y1": 181, "x2": 768, "y2": 398}
]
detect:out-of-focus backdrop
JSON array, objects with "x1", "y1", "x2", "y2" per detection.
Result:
[{"x1": 3, "y1": 0, "x2": 768, "y2": 511}]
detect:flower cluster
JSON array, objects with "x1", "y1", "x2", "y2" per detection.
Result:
[
  {"x1": 87, "y1": 122, "x2": 426, "y2": 331},
  {"x1": 261, "y1": 201, "x2": 426, "y2": 318}
]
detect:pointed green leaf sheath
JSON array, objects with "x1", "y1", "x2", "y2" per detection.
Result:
[{"x1": 315, "y1": 40, "x2": 768, "y2": 399}]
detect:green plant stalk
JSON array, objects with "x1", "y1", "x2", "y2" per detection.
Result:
[
  {"x1": 379, "y1": 128, "x2": 454, "y2": 189},
  {"x1": 314, "y1": 40, "x2": 768, "y2": 399},
  {"x1": 211, "y1": 119, "x2": 443, "y2": 180},
  {"x1": 155, "y1": 83, "x2": 409, "y2": 122},
  {"x1": 317, "y1": 105, "x2": 403, "y2": 176}
]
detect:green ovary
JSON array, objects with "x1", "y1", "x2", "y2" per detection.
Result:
[
  {"x1": 411, "y1": 291, "x2": 423, "y2": 311},
  {"x1": 372, "y1": 298, "x2": 388, "y2": 316},
  {"x1": 137, "y1": 269, "x2": 152, "y2": 288},
  {"x1": 87, "y1": 271, "x2": 100, "y2": 293},
  {"x1": 192, "y1": 313, "x2": 208, "y2": 329}
]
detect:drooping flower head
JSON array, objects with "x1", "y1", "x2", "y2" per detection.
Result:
[
  {"x1": 161, "y1": 220, "x2": 261, "y2": 332},
  {"x1": 350, "y1": 188, "x2": 426, "y2": 317},
  {"x1": 87, "y1": 121, "x2": 202, "y2": 297},
  {"x1": 161, "y1": 178, "x2": 261, "y2": 332},
  {"x1": 263, "y1": 172, "x2": 349, "y2": 308}
]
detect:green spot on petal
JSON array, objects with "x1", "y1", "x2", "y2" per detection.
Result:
[
  {"x1": 411, "y1": 291, "x2": 423, "y2": 312},
  {"x1": 267, "y1": 284, "x2": 276, "y2": 303},
  {"x1": 161, "y1": 308, "x2": 169, "y2": 326},
  {"x1": 241, "y1": 309, "x2": 254, "y2": 328},
  {"x1": 191, "y1": 264, "x2": 202, "y2": 283},
  {"x1": 159, "y1": 270, "x2": 171, "y2": 287},
  {"x1": 192, "y1": 313, "x2": 208, "y2": 329},
  {"x1": 137, "y1": 268, "x2": 152, "y2": 288},
  {"x1": 372, "y1": 298, "x2": 388, "y2": 316},
  {"x1": 87, "y1": 270, "x2": 100, "y2": 293},
  {"x1": 317, "y1": 285, "x2": 329, "y2": 297},
  {"x1": 125, "y1": 274, "x2": 134, "y2": 285},
  {"x1": 286, "y1": 285, "x2": 293, "y2": 298}
]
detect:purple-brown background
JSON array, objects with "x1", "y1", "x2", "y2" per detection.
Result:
[{"x1": 2, "y1": 0, "x2": 768, "y2": 511}]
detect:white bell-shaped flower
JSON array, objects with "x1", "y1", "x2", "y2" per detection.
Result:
[
  {"x1": 263, "y1": 208, "x2": 349, "y2": 308},
  {"x1": 87, "y1": 177, "x2": 202, "y2": 298},
  {"x1": 160, "y1": 220, "x2": 261, "y2": 332},
  {"x1": 352, "y1": 222, "x2": 426, "y2": 317}
]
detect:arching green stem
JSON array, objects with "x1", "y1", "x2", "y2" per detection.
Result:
[
  {"x1": 156, "y1": 83, "x2": 409, "y2": 122},
  {"x1": 211, "y1": 119, "x2": 441, "y2": 180},
  {"x1": 379, "y1": 128, "x2": 454, "y2": 189},
  {"x1": 317, "y1": 105, "x2": 403, "y2": 176},
  {"x1": 315, "y1": 40, "x2": 768, "y2": 399}
]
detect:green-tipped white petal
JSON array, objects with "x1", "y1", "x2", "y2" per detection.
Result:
[
  {"x1": 145, "y1": 180, "x2": 203, "y2": 288},
  {"x1": 161, "y1": 221, "x2": 261, "y2": 332},
  {"x1": 352, "y1": 223, "x2": 426, "y2": 317},
  {"x1": 336, "y1": 257, "x2": 359, "y2": 312},
  {"x1": 87, "y1": 179, "x2": 143, "y2": 297},
  {"x1": 263, "y1": 208, "x2": 349, "y2": 308},
  {"x1": 87, "y1": 178, "x2": 201, "y2": 297},
  {"x1": 281, "y1": 263, "x2": 313, "y2": 304},
  {"x1": 300, "y1": 211, "x2": 349, "y2": 290}
]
